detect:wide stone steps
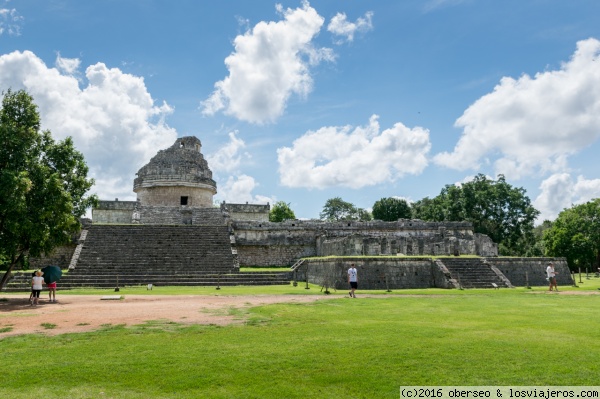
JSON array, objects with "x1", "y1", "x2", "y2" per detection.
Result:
[
  {"x1": 7, "y1": 223, "x2": 273, "y2": 289},
  {"x1": 69, "y1": 224, "x2": 237, "y2": 278},
  {"x1": 440, "y1": 258, "x2": 506, "y2": 288}
]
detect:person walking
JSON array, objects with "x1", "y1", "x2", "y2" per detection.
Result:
[
  {"x1": 31, "y1": 270, "x2": 44, "y2": 306},
  {"x1": 546, "y1": 262, "x2": 558, "y2": 292},
  {"x1": 348, "y1": 263, "x2": 358, "y2": 298}
]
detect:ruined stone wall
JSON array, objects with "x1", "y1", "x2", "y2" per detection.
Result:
[
  {"x1": 28, "y1": 244, "x2": 77, "y2": 270},
  {"x1": 232, "y1": 220, "x2": 318, "y2": 266},
  {"x1": 297, "y1": 256, "x2": 569, "y2": 289},
  {"x1": 486, "y1": 257, "x2": 572, "y2": 286},
  {"x1": 474, "y1": 233, "x2": 498, "y2": 258},
  {"x1": 235, "y1": 245, "x2": 314, "y2": 267},
  {"x1": 139, "y1": 206, "x2": 226, "y2": 226},
  {"x1": 317, "y1": 234, "x2": 477, "y2": 257},
  {"x1": 92, "y1": 200, "x2": 137, "y2": 224},
  {"x1": 232, "y1": 219, "x2": 496, "y2": 267},
  {"x1": 93, "y1": 202, "x2": 226, "y2": 226},
  {"x1": 221, "y1": 202, "x2": 270, "y2": 222},
  {"x1": 89, "y1": 206, "x2": 500, "y2": 269},
  {"x1": 297, "y1": 257, "x2": 443, "y2": 290}
]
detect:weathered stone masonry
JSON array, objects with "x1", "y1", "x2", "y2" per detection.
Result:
[{"x1": 231, "y1": 219, "x2": 498, "y2": 267}]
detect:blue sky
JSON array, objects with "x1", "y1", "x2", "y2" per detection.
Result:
[{"x1": 1, "y1": 0, "x2": 600, "y2": 222}]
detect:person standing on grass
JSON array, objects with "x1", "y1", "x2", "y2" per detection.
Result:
[
  {"x1": 47, "y1": 281, "x2": 57, "y2": 303},
  {"x1": 348, "y1": 263, "x2": 358, "y2": 298},
  {"x1": 547, "y1": 262, "x2": 558, "y2": 292},
  {"x1": 31, "y1": 270, "x2": 44, "y2": 306}
]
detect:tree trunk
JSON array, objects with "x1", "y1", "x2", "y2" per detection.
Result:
[{"x1": 0, "y1": 253, "x2": 23, "y2": 291}]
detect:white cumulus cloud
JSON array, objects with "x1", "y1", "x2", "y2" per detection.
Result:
[
  {"x1": 277, "y1": 115, "x2": 431, "y2": 189},
  {"x1": 0, "y1": 50, "x2": 178, "y2": 201},
  {"x1": 55, "y1": 52, "x2": 81, "y2": 76},
  {"x1": 434, "y1": 38, "x2": 600, "y2": 180},
  {"x1": 327, "y1": 11, "x2": 373, "y2": 43},
  {"x1": 216, "y1": 175, "x2": 273, "y2": 205},
  {"x1": 206, "y1": 131, "x2": 249, "y2": 174},
  {"x1": 534, "y1": 173, "x2": 600, "y2": 222},
  {"x1": 201, "y1": 1, "x2": 334, "y2": 124},
  {"x1": 206, "y1": 131, "x2": 275, "y2": 205}
]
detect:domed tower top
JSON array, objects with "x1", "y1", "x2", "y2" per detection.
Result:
[{"x1": 133, "y1": 136, "x2": 217, "y2": 207}]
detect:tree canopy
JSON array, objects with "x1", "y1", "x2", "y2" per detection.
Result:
[
  {"x1": 412, "y1": 174, "x2": 539, "y2": 255},
  {"x1": 543, "y1": 198, "x2": 600, "y2": 271},
  {"x1": 320, "y1": 197, "x2": 371, "y2": 221},
  {"x1": 0, "y1": 89, "x2": 97, "y2": 289},
  {"x1": 269, "y1": 201, "x2": 296, "y2": 222},
  {"x1": 372, "y1": 197, "x2": 412, "y2": 221}
]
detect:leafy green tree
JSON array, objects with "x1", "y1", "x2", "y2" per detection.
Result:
[
  {"x1": 0, "y1": 90, "x2": 97, "y2": 290},
  {"x1": 524, "y1": 219, "x2": 553, "y2": 257},
  {"x1": 412, "y1": 174, "x2": 539, "y2": 255},
  {"x1": 320, "y1": 197, "x2": 359, "y2": 221},
  {"x1": 357, "y1": 208, "x2": 372, "y2": 221},
  {"x1": 543, "y1": 199, "x2": 600, "y2": 271},
  {"x1": 372, "y1": 197, "x2": 411, "y2": 221},
  {"x1": 269, "y1": 201, "x2": 296, "y2": 222}
]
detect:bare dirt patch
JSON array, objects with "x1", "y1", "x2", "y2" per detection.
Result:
[{"x1": 0, "y1": 294, "x2": 330, "y2": 338}]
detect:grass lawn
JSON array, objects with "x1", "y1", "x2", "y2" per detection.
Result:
[{"x1": 1, "y1": 279, "x2": 600, "y2": 398}]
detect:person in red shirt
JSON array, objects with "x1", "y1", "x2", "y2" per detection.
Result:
[{"x1": 47, "y1": 281, "x2": 57, "y2": 302}]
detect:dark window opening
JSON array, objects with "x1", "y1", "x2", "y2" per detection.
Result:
[{"x1": 181, "y1": 196, "x2": 188, "y2": 206}]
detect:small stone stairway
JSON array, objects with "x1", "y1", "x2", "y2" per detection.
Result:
[{"x1": 439, "y1": 258, "x2": 508, "y2": 288}]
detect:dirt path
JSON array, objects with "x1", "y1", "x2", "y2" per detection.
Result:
[
  {"x1": 0, "y1": 294, "x2": 331, "y2": 338},
  {"x1": 2, "y1": 290, "x2": 597, "y2": 338}
]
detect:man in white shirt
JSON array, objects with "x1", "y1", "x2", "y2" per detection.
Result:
[
  {"x1": 348, "y1": 264, "x2": 358, "y2": 298},
  {"x1": 546, "y1": 262, "x2": 558, "y2": 292}
]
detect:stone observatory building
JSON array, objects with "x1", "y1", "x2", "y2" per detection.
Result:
[
  {"x1": 133, "y1": 136, "x2": 217, "y2": 208},
  {"x1": 93, "y1": 136, "x2": 269, "y2": 225},
  {"x1": 24, "y1": 134, "x2": 566, "y2": 291}
]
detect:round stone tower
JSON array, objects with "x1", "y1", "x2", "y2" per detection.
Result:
[{"x1": 133, "y1": 136, "x2": 217, "y2": 207}]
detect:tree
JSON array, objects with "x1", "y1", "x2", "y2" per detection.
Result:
[
  {"x1": 372, "y1": 197, "x2": 411, "y2": 221},
  {"x1": 0, "y1": 90, "x2": 97, "y2": 290},
  {"x1": 357, "y1": 208, "x2": 372, "y2": 222},
  {"x1": 269, "y1": 201, "x2": 296, "y2": 222},
  {"x1": 412, "y1": 174, "x2": 539, "y2": 255},
  {"x1": 543, "y1": 199, "x2": 600, "y2": 271},
  {"x1": 320, "y1": 197, "x2": 359, "y2": 221},
  {"x1": 524, "y1": 219, "x2": 553, "y2": 257}
]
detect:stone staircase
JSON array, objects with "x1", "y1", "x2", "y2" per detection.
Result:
[
  {"x1": 4, "y1": 224, "x2": 290, "y2": 290},
  {"x1": 439, "y1": 258, "x2": 508, "y2": 288}
]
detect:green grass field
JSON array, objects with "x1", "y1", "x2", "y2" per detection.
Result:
[{"x1": 1, "y1": 279, "x2": 600, "y2": 398}]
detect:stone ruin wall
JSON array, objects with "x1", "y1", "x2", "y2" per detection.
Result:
[
  {"x1": 298, "y1": 256, "x2": 571, "y2": 290},
  {"x1": 92, "y1": 200, "x2": 138, "y2": 224},
  {"x1": 232, "y1": 219, "x2": 498, "y2": 267},
  {"x1": 317, "y1": 232, "x2": 497, "y2": 257},
  {"x1": 137, "y1": 206, "x2": 227, "y2": 226},
  {"x1": 220, "y1": 202, "x2": 270, "y2": 222},
  {"x1": 232, "y1": 220, "x2": 318, "y2": 266},
  {"x1": 486, "y1": 257, "x2": 572, "y2": 286},
  {"x1": 298, "y1": 257, "x2": 450, "y2": 290},
  {"x1": 27, "y1": 244, "x2": 78, "y2": 270}
]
